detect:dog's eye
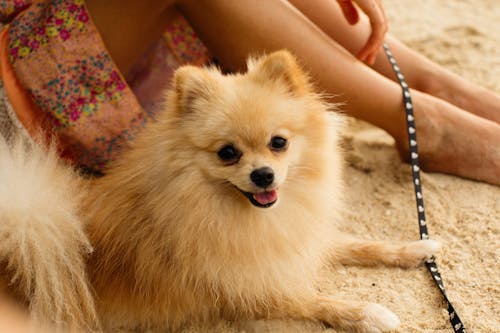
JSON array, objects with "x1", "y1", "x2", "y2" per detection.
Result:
[
  {"x1": 217, "y1": 145, "x2": 241, "y2": 164},
  {"x1": 270, "y1": 136, "x2": 288, "y2": 151}
]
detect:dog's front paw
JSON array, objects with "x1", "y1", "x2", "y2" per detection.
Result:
[
  {"x1": 361, "y1": 303, "x2": 400, "y2": 333},
  {"x1": 401, "y1": 239, "x2": 441, "y2": 267},
  {"x1": 311, "y1": 297, "x2": 399, "y2": 333}
]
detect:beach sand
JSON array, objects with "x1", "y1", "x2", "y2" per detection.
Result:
[{"x1": 181, "y1": 1, "x2": 499, "y2": 332}]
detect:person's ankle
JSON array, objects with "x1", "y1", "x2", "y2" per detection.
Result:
[{"x1": 392, "y1": 92, "x2": 444, "y2": 166}]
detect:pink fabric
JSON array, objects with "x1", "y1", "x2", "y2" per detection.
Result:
[
  {"x1": 1, "y1": 0, "x2": 211, "y2": 171},
  {"x1": 128, "y1": 18, "x2": 211, "y2": 118}
]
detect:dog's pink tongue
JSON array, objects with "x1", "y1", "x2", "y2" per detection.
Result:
[{"x1": 253, "y1": 189, "x2": 278, "y2": 205}]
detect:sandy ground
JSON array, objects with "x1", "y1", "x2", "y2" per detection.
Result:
[{"x1": 180, "y1": 1, "x2": 500, "y2": 332}]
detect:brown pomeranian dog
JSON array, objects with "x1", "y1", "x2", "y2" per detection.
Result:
[{"x1": 0, "y1": 50, "x2": 439, "y2": 332}]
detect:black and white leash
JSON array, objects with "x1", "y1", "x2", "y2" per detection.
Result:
[{"x1": 382, "y1": 43, "x2": 466, "y2": 333}]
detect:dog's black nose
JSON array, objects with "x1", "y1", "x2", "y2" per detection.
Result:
[{"x1": 250, "y1": 167, "x2": 274, "y2": 188}]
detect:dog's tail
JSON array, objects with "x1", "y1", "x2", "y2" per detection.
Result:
[{"x1": 0, "y1": 134, "x2": 100, "y2": 332}]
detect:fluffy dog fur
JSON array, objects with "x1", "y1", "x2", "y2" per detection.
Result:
[
  {"x1": 0, "y1": 135, "x2": 98, "y2": 331},
  {"x1": 0, "y1": 51, "x2": 439, "y2": 332}
]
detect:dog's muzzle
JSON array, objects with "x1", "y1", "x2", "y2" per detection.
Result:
[{"x1": 237, "y1": 188, "x2": 279, "y2": 208}]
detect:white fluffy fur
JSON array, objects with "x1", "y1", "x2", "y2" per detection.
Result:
[
  {"x1": 363, "y1": 303, "x2": 401, "y2": 333},
  {"x1": 0, "y1": 135, "x2": 98, "y2": 331}
]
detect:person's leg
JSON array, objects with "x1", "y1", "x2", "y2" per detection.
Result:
[
  {"x1": 86, "y1": 0, "x2": 177, "y2": 77},
  {"x1": 177, "y1": 0, "x2": 500, "y2": 184},
  {"x1": 288, "y1": 0, "x2": 500, "y2": 124},
  {"x1": 178, "y1": 0, "x2": 410, "y2": 135}
]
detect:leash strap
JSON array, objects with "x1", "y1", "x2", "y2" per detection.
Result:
[{"x1": 382, "y1": 43, "x2": 466, "y2": 333}]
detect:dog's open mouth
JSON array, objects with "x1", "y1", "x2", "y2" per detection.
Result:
[{"x1": 238, "y1": 188, "x2": 279, "y2": 208}]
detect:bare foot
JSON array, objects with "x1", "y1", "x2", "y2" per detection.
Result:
[
  {"x1": 418, "y1": 68, "x2": 500, "y2": 124},
  {"x1": 396, "y1": 90, "x2": 500, "y2": 185}
]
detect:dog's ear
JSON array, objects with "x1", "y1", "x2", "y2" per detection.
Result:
[
  {"x1": 248, "y1": 50, "x2": 311, "y2": 96},
  {"x1": 173, "y1": 65, "x2": 219, "y2": 115}
]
